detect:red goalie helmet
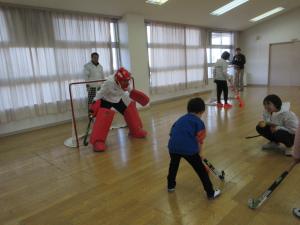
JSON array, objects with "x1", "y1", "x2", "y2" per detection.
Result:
[{"x1": 115, "y1": 67, "x2": 131, "y2": 90}]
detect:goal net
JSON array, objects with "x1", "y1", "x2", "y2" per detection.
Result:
[{"x1": 64, "y1": 79, "x2": 127, "y2": 148}]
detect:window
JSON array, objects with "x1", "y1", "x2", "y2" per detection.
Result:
[
  {"x1": 146, "y1": 23, "x2": 206, "y2": 94},
  {"x1": 0, "y1": 10, "x2": 9, "y2": 41},
  {"x1": 0, "y1": 6, "x2": 120, "y2": 123},
  {"x1": 207, "y1": 32, "x2": 235, "y2": 78}
]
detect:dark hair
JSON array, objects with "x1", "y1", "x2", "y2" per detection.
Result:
[
  {"x1": 235, "y1": 47, "x2": 241, "y2": 51},
  {"x1": 263, "y1": 94, "x2": 282, "y2": 110},
  {"x1": 91, "y1": 52, "x2": 99, "y2": 57},
  {"x1": 221, "y1": 51, "x2": 230, "y2": 60},
  {"x1": 187, "y1": 97, "x2": 205, "y2": 113}
]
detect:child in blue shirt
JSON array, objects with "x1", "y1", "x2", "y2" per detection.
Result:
[{"x1": 167, "y1": 97, "x2": 221, "y2": 199}]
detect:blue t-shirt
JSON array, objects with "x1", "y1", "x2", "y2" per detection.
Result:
[{"x1": 168, "y1": 113, "x2": 205, "y2": 155}]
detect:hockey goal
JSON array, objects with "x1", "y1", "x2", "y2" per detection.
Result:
[{"x1": 64, "y1": 79, "x2": 128, "y2": 148}]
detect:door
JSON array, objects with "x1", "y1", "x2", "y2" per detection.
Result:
[{"x1": 269, "y1": 41, "x2": 300, "y2": 86}]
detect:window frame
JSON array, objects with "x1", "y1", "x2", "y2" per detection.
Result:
[{"x1": 206, "y1": 31, "x2": 235, "y2": 79}]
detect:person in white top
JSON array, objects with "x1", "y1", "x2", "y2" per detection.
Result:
[
  {"x1": 89, "y1": 67, "x2": 149, "y2": 152},
  {"x1": 84, "y1": 52, "x2": 105, "y2": 104},
  {"x1": 213, "y1": 51, "x2": 232, "y2": 108},
  {"x1": 256, "y1": 94, "x2": 299, "y2": 156}
]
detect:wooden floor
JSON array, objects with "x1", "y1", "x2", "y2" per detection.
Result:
[{"x1": 1, "y1": 86, "x2": 300, "y2": 225}]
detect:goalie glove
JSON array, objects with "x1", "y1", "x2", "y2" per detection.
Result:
[
  {"x1": 89, "y1": 100, "x2": 101, "y2": 117},
  {"x1": 129, "y1": 89, "x2": 150, "y2": 106}
]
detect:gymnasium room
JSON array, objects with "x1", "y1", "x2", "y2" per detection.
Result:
[{"x1": 1, "y1": 0, "x2": 300, "y2": 224}]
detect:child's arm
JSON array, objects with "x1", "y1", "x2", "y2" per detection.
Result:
[
  {"x1": 259, "y1": 111, "x2": 278, "y2": 127},
  {"x1": 276, "y1": 113, "x2": 298, "y2": 133},
  {"x1": 268, "y1": 113, "x2": 298, "y2": 134},
  {"x1": 197, "y1": 130, "x2": 206, "y2": 144},
  {"x1": 199, "y1": 142, "x2": 204, "y2": 158},
  {"x1": 213, "y1": 67, "x2": 216, "y2": 80},
  {"x1": 222, "y1": 62, "x2": 230, "y2": 80},
  {"x1": 257, "y1": 120, "x2": 277, "y2": 127},
  {"x1": 197, "y1": 129, "x2": 206, "y2": 157}
]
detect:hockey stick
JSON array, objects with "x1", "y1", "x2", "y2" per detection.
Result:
[
  {"x1": 82, "y1": 114, "x2": 128, "y2": 146},
  {"x1": 203, "y1": 158, "x2": 225, "y2": 181},
  {"x1": 228, "y1": 79, "x2": 244, "y2": 108},
  {"x1": 82, "y1": 117, "x2": 127, "y2": 146},
  {"x1": 110, "y1": 124, "x2": 127, "y2": 130},
  {"x1": 83, "y1": 114, "x2": 93, "y2": 146},
  {"x1": 248, "y1": 162, "x2": 297, "y2": 209},
  {"x1": 245, "y1": 134, "x2": 261, "y2": 139},
  {"x1": 236, "y1": 95, "x2": 245, "y2": 108}
]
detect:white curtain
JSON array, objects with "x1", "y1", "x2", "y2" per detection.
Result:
[
  {"x1": 0, "y1": 5, "x2": 115, "y2": 124},
  {"x1": 147, "y1": 23, "x2": 207, "y2": 94},
  {"x1": 185, "y1": 27, "x2": 207, "y2": 88}
]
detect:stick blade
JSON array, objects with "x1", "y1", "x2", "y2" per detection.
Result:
[
  {"x1": 248, "y1": 198, "x2": 259, "y2": 209},
  {"x1": 219, "y1": 170, "x2": 225, "y2": 181}
]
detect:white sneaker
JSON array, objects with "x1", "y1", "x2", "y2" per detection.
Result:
[
  {"x1": 293, "y1": 208, "x2": 300, "y2": 218},
  {"x1": 262, "y1": 142, "x2": 279, "y2": 150},
  {"x1": 208, "y1": 188, "x2": 221, "y2": 200},
  {"x1": 284, "y1": 148, "x2": 293, "y2": 157},
  {"x1": 167, "y1": 187, "x2": 176, "y2": 193}
]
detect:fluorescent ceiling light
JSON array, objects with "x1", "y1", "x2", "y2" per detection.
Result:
[
  {"x1": 146, "y1": 0, "x2": 168, "y2": 5},
  {"x1": 250, "y1": 7, "x2": 284, "y2": 22},
  {"x1": 210, "y1": 0, "x2": 249, "y2": 16}
]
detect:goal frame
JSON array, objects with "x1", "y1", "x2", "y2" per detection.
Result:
[{"x1": 65, "y1": 77, "x2": 136, "y2": 148}]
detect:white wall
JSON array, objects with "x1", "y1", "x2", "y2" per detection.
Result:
[{"x1": 240, "y1": 7, "x2": 300, "y2": 85}]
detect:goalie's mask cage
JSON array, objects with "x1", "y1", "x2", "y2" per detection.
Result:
[{"x1": 64, "y1": 78, "x2": 135, "y2": 148}]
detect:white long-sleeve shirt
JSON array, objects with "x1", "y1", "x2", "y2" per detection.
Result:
[
  {"x1": 94, "y1": 75, "x2": 131, "y2": 106},
  {"x1": 213, "y1": 58, "x2": 229, "y2": 81},
  {"x1": 83, "y1": 62, "x2": 104, "y2": 87},
  {"x1": 262, "y1": 102, "x2": 299, "y2": 134}
]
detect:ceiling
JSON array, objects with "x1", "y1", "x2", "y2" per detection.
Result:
[{"x1": 1, "y1": 0, "x2": 300, "y2": 30}]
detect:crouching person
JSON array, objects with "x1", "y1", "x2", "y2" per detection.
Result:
[
  {"x1": 256, "y1": 94, "x2": 298, "y2": 156},
  {"x1": 89, "y1": 67, "x2": 149, "y2": 152}
]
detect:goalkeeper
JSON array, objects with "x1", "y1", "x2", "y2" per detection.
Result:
[{"x1": 89, "y1": 67, "x2": 149, "y2": 152}]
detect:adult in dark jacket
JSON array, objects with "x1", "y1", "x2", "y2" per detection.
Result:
[{"x1": 232, "y1": 48, "x2": 246, "y2": 91}]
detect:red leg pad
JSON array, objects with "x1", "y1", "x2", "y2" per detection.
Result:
[
  {"x1": 124, "y1": 101, "x2": 147, "y2": 138},
  {"x1": 89, "y1": 100, "x2": 101, "y2": 117},
  {"x1": 90, "y1": 107, "x2": 115, "y2": 152}
]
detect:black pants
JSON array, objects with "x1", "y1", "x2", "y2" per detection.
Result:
[
  {"x1": 256, "y1": 125, "x2": 295, "y2": 147},
  {"x1": 101, "y1": 99, "x2": 127, "y2": 115},
  {"x1": 167, "y1": 153, "x2": 214, "y2": 197},
  {"x1": 214, "y1": 80, "x2": 228, "y2": 104}
]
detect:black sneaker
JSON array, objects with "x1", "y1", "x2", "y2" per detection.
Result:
[{"x1": 207, "y1": 189, "x2": 221, "y2": 200}]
